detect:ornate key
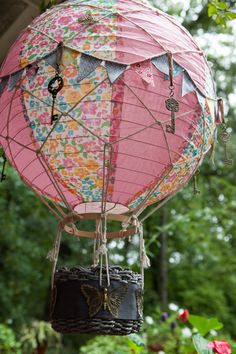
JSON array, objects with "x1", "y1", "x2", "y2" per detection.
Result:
[
  {"x1": 48, "y1": 73, "x2": 64, "y2": 125},
  {"x1": 220, "y1": 125, "x2": 233, "y2": 166},
  {"x1": 165, "y1": 97, "x2": 179, "y2": 134},
  {"x1": 0, "y1": 154, "x2": 7, "y2": 182}
]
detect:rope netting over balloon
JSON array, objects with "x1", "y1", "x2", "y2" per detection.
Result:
[{"x1": 0, "y1": 0, "x2": 227, "y2": 238}]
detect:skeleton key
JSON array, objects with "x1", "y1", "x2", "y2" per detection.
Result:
[
  {"x1": 165, "y1": 97, "x2": 179, "y2": 134},
  {"x1": 0, "y1": 155, "x2": 7, "y2": 182},
  {"x1": 48, "y1": 74, "x2": 64, "y2": 125},
  {"x1": 220, "y1": 126, "x2": 233, "y2": 166}
]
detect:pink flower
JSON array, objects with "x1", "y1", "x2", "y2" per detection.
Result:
[
  {"x1": 32, "y1": 34, "x2": 42, "y2": 45},
  {"x1": 55, "y1": 29, "x2": 63, "y2": 41},
  {"x1": 208, "y1": 340, "x2": 231, "y2": 354},
  {"x1": 51, "y1": 23, "x2": 57, "y2": 30},
  {"x1": 62, "y1": 158, "x2": 76, "y2": 171},
  {"x1": 58, "y1": 16, "x2": 72, "y2": 25},
  {"x1": 36, "y1": 76, "x2": 45, "y2": 86},
  {"x1": 42, "y1": 88, "x2": 49, "y2": 97},
  {"x1": 177, "y1": 309, "x2": 189, "y2": 322},
  {"x1": 40, "y1": 40, "x2": 48, "y2": 47},
  {"x1": 94, "y1": 42, "x2": 102, "y2": 49},
  {"x1": 80, "y1": 102, "x2": 97, "y2": 115},
  {"x1": 68, "y1": 23, "x2": 79, "y2": 32},
  {"x1": 38, "y1": 112, "x2": 51, "y2": 125}
]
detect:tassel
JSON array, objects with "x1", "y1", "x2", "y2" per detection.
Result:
[
  {"x1": 139, "y1": 222, "x2": 150, "y2": 289},
  {"x1": 209, "y1": 141, "x2": 215, "y2": 166},
  {"x1": 46, "y1": 249, "x2": 56, "y2": 262},
  {"x1": 220, "y1": 124, "x2": 233, "y2": 166},
  {"x1": 142, "y1": 240, "x2": 151, "y2": 269},
  {"x1": 193, "y1": 173, "x2": 200, "y2": 195}
]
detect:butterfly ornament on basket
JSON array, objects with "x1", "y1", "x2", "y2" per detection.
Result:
[{"x1": 81, "y1": 284, "x2": 128, "y2": 318}]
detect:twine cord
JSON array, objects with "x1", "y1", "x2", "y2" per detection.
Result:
[
  {"x1": 92, "y1": 215, "x2": 110, "y2": 288},
  {"x1": 138, "y1": 221, "x2": 150, "y2": 290},
  {"x1": 47, "y1": 224, "x2": 62, "y2": 290},
  {"x1": 47, "y1": 212, "x2": 81, "y2": 289}
]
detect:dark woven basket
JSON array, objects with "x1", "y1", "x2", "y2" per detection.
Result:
[{"x1": 50, "y1": 266, "x2": 143, "y2": 335}]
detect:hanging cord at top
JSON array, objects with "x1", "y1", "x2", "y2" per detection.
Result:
[{"x1": 165, "y1": 51, "x2": 179, "y2": 134}]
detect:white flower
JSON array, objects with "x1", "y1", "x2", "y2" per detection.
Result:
[
  {"x1": 210, "y1": 330, "x2": 218, "y2": 336},
  {"x1": 145, "y1": 316, "x2": 154, "y2": 324},
  {"x1": 182, "y1": 327, "x2": 192, "y2": 338},
  {"x1": 169, "y1": 303, "x2": 179, "y2": 311}
]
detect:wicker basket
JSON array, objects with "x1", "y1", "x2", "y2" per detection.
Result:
[{"x1": 50, "y1": 266, "x2": 143, "y2": 335}]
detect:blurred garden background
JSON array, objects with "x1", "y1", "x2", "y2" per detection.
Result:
[{"x1": 0, "y1": 0, "x2": 235, "y2": 353}]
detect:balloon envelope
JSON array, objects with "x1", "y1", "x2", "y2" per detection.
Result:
[{"x1": 0, "y1": 0, "x2": 217, "y2": 215}]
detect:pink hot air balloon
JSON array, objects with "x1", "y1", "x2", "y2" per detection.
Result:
[
  {"x1": 0, "y1": 0, "x2": 227, "y2": 337},
  {"x1": 0, "y1": 0, "x2": 221, "y2": 235}
]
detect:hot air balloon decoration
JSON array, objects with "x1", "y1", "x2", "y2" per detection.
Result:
[{"x1": 0, "y1": 0, "x2": 227, "y2": 335}]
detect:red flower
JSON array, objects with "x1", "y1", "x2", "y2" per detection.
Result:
[
  {"x1": 177, "y1": 309, "x2": 189, "y2": 322},
  {"x1": 208, "y1": 340, "x2": 231, "y2": 354}
]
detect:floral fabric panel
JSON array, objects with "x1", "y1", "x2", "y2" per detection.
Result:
[
  {"x1": 19, "y1": 28, "x2": 58, "y2": 68},
  {"x1": 20, "y1": 1, "x2": 118, "y2": 69},
  {"x1": 66, "y1": 12, "x2": 118, "y2": 61},
  {"x1": 22, "y1": 54, "x2": 113, "y2": 203},
  {"x1": 132, "y1": 60, "x2": 155, "y2": 86}
]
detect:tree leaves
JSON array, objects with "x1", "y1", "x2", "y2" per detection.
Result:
[
  {"x1": 208, "y1": 1, "x2": 236, "y2": 27},
  {"x1": 39, "y1": 0, "x2": 57, "y2": 13},
  {"x1": 189, "y1": 315, "x2": 223, "y2": 336}
]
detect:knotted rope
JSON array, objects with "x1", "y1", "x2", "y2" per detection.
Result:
[
  {"x1": 138, "y1": 221, "x2": 151, "y2": 289},
  {"x1": 93, "y1": 214, "x2": 110, "y2": 287}
]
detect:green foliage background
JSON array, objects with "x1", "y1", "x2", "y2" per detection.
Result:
[{"x1": 0, "y1": 0, "x2": 235, "y2": 353}]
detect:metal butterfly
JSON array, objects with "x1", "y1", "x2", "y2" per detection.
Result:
[
  {"x1": 78, "y1": 11, "x2": 95, "y2": 25},
  {"x1": 81, "y1": 284, "x2": 128, "y2": 318}
]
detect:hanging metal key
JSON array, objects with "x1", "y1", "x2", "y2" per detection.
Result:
[
  {"x1": 166, "y1": 97, "x2": 179, "y2": 134},
  {"x1": 48, "y1": 73, "x2": 64, "y2": 125}
]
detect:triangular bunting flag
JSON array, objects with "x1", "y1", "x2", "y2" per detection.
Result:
[
  {"x1": 206, "y1": 97, "x2": 215, "y2": 119},
  {"x1": 164, "y1": 74, "x2": 169, "y2": 81},
  {"x1": 45, "y1": 43, "x2": 63, "y2": 71},
  {"x1": 0, "y1": 77, "x2": 9, "y2": 97},
  {"x1": 196, "y1": 90, "x2": 206, "y2": 112},
  {"x1": 105, "y1": 61, "x2": 127, "y2": 83},
  {"x1": 152, "y1": 55, "x2": 184, "y2": 77},
  {"x1": 77, "y1": 54, "x2": 102, "y2": 82},
  {"x1": 181, "y1": 72, "x2": 196, "y2": 96},
  {"x1": 132, "y1": 60, "x2": 155, "y2": 86},
  {"x1": 205, "y1": 66, "x2": 216, "y2": 99},
  {"x1": 152, "y1": 55, "x2": 169, "y2": 75},
  {"x1": 45, "y1": 51, "x2": 58, "y2": 70},
  {"x1": 8, "y1": 69, "x2": 24, "y2": 91}
]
